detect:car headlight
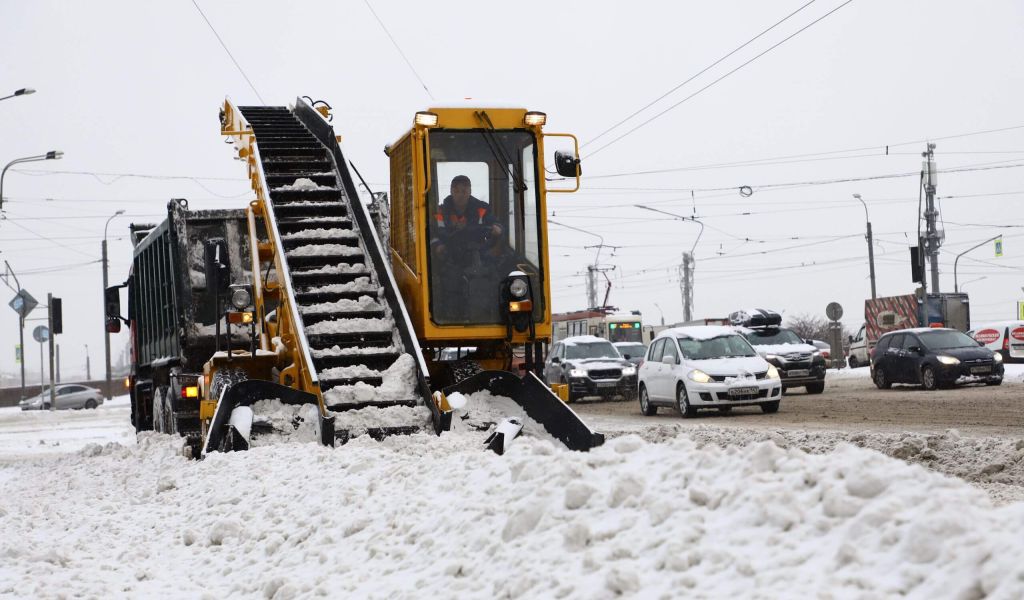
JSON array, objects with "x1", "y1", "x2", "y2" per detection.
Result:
[
  {"x1": 812, "y1": 349, "x2": 821, "y2": 356},
  {"x1": 937, "y1": 355, "x2": 960, "y2": 366},
  {"x1": 621, "y1": 366, "x2": 636, "y2": 376},
  {"x1": 569, "y1": 369, "x2": 587, "y2": 378},
  {"x1": 993, "y1": 352, "x2": 1003, "y2": 363},
  {"x1": 687, "y1": 369, "x2": 712, "y2": 384},
  {"x1": 767, "y1": 365, "x2": 780, "y2": 380},
  {"x1": 508, "y1": 278, "x2": 529, "y2": 299}
]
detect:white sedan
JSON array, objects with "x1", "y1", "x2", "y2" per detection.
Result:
[
  {"x1": 18, "y1": 384, "x2": 105, "y2": 411},
  {"x1": 638, "y1": 326, "x2": 782, "y2": 417}
]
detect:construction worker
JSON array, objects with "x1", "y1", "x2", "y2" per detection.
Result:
[{"x1": 430, "y1": 174, "x2": 502, "y2": 256}]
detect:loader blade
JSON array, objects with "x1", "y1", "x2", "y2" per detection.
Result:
[{"x1": 443, "y1": 371, "x2": 605, "y2": 451}]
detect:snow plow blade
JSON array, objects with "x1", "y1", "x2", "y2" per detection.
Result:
[
  {"x1": 202, "y1": 380, "x2": 334, "y2": 456},
  {"x1": 443, "y1": 371, "x2": 605, "y2": 451}
]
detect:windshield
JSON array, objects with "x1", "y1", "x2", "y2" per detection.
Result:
[
  {"x1": 678, "y1": 335, "x2": 757, "y2": 359},
  {"x1": 608, "y1": 321, "x2": 642, "y2": 343},
  {"x1": 615, "y1": 343, "x2": 645, "y2": 358},
  {"x1": 426, "y1": 129, "x2": 543, "y2": 326},
  {"x1": 566, "y1": 341, "x2": 620, "y2": 360},
  {"x1": 743, "y1": 328, "x2": 803, "y2": 346},
  {"x1": 919, "y1": 330, "x2": 978, "y2": 350}
]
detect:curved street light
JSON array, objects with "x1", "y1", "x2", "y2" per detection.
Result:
[
  {"x1": 0, "y1": 88, "x2": 36, "y2": 102},
  {"x1": 1, "y1": 151, "x2": 64, "y2": 211},
  {"x1": 959, "y1": 276, "x2": 987, "y2": 293},
  {"x1": 852, "y1": 194, "x2": 877, "y2": 299},
  {"x1": 954, "y1": 235, "x2": 1002, "y2": 293}
]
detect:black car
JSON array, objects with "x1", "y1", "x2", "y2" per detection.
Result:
[
  {"x1": 735, "y1": 326, "x2": 827, "y2": 394},
  {"x1": 544, "y1": 336, "x2": 638, "y2": 403},
  {"x1": 871, "y1": 328, "x2": 1004, "y2": 390}
]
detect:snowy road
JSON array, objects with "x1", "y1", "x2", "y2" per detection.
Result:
[{"x1": 2, "y1": 385, "x2": 1024, "y2": 598}]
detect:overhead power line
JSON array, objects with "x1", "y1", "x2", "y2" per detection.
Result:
[
  {"x1": 584, "y1": 0, "x2": 819, "y2": 148},
  {"x1": 585, "y1": 0, "x2": 856, "y2": 158},
  {"x1": 191, "y1": 0, "x2": 266, "y2": 103},
  {"x1": 364, "y1": 0, "x2": 435, "y2": 101}
]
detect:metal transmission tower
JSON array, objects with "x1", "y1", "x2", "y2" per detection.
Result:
[
  {"x1": 678, "y1": 253, "x2": 695, "y2": 322},
  {"x1": 922, "y1": 144, "x2": 943, "y2": 292}
]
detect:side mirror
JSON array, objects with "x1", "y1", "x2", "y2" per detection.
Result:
[
  {"x1": 662, "y1": 355, "x2": 676, "y2": 365},
  {"x1": 551, "y1": 357, "x2": 561, "y2": 364},
  {"x1": 908, "y1": 345, "x2": 923, "y2": 354},
  {"x1": 623, "y1": 354, "x2": 631, "y2": 360},
  {"x1": 848, "y1": 335, "x2": 854, "y2": 344},
  {"x1": 554, "y1": 150, "x2": 581, "y2": 178},
  {"x1": 105, "y1": 285, "x2": 124, "y2": 333}
]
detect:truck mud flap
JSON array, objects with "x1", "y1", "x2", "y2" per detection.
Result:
[
  {"x1": 443, "y1": 371, "x2": 605, "y2": 452},
  {"x1": 202, "y1": 380, "x2": 334, "y2": 456}
]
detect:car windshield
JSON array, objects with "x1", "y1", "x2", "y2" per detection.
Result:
[
  {"x1": 615, "y1": 343, "x2": 645, "y2": 358},
  {"x1": 677, "y1": 335, "x2": 757, "y2": 359},
  {"x1": 743, "y1": 328, "x2": 803, "y2": 346},
  {"x1": 565, "y1": 341, "x2": 620, "y2": 360},
  {"x1": 919, "y1": 330, "x2": 978, "y2": 350}
]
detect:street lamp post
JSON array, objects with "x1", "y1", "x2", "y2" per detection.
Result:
[
  {"x1": 103, "y1": 210, "x2": 125, "y2": 399},
  {"x1": 84, "y1": 344, "x2": 91, "y2": 380},
  {"x1": 852, "y1": 194, "x2": 877, "y2": 300},
  {"x1": 954, "y1": 236, "x2": 1002, "y2": 293},
  {"x1": 1, "y1": 151, "x2": 64, "y2": 211},
  {"x1": 0, "y1": 88, "x2": 35, "y2": 103}
]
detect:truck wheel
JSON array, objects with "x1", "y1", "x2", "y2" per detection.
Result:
[
  {"x1": 873, "y1": 368, "x2": 891, "y2": 390},
  {"x1": 638, "y1": 385, "x2": 657, "y2": 416},
  {"x1": 847, "y1": 356, "x2": 859, "y2": 369},
  {"x1": 921, "y1": 366, "x2": 939, "y2": 391},
  {"x1": 676, "y1": 384, "x2": 697, "y2": 419},
  {"x1": 806, "y1": 382, "x2": 825, "y2": 394}
]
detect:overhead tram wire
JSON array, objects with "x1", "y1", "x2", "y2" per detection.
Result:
[
  {"x1": 585, "y1": 0, "x2": 856, "y2": 158},
  {"x1": 191, "y1": 0, "x2": 265, "y2": 103},
  {"x1": 363, "y1": 0, "x2": 435, "y2": 101},
  {"x1": 583, "y1": 0, "x2": 819, "y2": 149}
]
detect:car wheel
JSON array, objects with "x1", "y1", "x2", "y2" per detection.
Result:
[
  {"x1": 638, "y1": 385, "x2": 657, "y2": 416},
  {"x1": 760, "y1": 400, "x2": 780, "y2": 414},
  {"x1": 717, "y1": 406, "x2": 732, "y2": 414},
  {"x1": 873, "y1": 367, "x2": 891, "y2": 389},
  {"x1": 676, "y1": 384, "x2": 697, "y2": 419},
  {"x1": 805, "y1": 381, "x2": 825, "y2": 394},
  {"x1": 847, "y1": 356, "x2": 859, "y2": 369},
  {"x1": 84, "y1": 399, "x2": 98, "y2": 409},
  {"x1": 921, "y1": 366, "x2": 939, "y2": 391}
]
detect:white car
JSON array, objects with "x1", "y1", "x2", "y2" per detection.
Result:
[
  {"x1": 19, "y1": 384, "x2": 104, "y2": 411},
  {"x1": 638, "y1": 326, "x2": 782, "y2": 418},
  {"x1": 969, "y1": 321, "x2": 1024, "y2": 363}
]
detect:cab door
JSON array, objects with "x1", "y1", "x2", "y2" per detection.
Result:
[
  {"x1": 658, "y1": 339, "x2": 681, "y2": 400},
  {"x1": 878, "y1": 334, "x2": 904, "y2": 382}
]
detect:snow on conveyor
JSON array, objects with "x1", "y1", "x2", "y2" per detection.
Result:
[{"x1": 2, "y1": 398, "x2": 1024, "y2": 598}]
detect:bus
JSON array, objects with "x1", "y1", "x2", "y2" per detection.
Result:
[{"x1": 552, "y1": 310, "x2": 647, "y2": 344}]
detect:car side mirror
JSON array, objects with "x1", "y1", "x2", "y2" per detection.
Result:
[
  {"x1": 848, "y1": 335, "x2": 854, "y2": 343},
  {"x1": 554, "y1": 150, "x2": 581, "y2": 178},
  {"x1": 662, "y1": 355, "x2": 676, "y2": 365},
  {"x1": 908, "y1": 345, "x2": 923, "y2": 354},
  {"x1": 623, "y1": 354, "x2": 631, "y2": 360},
  {"x1": 551, "y1": 357, "x2": 560, "y2": 364}
]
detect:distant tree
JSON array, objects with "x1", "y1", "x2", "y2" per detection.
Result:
[{"x1": 786, "y1": 313, "x2": 834, "y2": 343}]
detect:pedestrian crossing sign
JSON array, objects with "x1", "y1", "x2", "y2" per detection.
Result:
[{"x1": 995, "y1": 237, "x2": 1003, "y2": 257}]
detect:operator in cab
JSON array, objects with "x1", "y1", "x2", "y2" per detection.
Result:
[{"x1": 430, "y1": 175, "x2": 509, "y2": 322}]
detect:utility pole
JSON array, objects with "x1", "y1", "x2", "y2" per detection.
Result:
[
  {"x1": 852, "y1": 194, "x2": 876, "y2": 299},
  {"x1": 85, "y1": 344, "x2": 91, "y2": 380},
  {"x1": 47, "y1": 293, "x2": 56, "y2": 410},
  {"x1": 56, "y1": 344, "x2": 61, "y2": 383},
  {"x1": 679, "y1": 252, "x2": 694, "y2": 322},
  {"x1": 922, "y1": 144, "x2": 942, "y2": 293}
]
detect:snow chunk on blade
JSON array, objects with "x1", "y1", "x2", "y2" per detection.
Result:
[
  {"x1": 281, "y1": 227, "x2": 358, "y2": 241},
  {"x1": 274, "y1": 177, "x2": 335, "y2": 191},
  {"x1": 287, "y1": 243, "x2": 363, "y2": 257},
  {"x1": 305, "y1": 317, "x2": 393, "y2": 334}
]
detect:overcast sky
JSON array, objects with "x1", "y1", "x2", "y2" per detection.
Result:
[{"x1": 2, "y1": 0, "x2": 1023, "y2": 381}]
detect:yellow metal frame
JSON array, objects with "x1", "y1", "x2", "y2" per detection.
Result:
[
  {"x1": 388, "y1": 106, "x2": 581, "y2": 349},
  {"x1": 218, "y1": 98, "x2": 325, "y2": 411}
]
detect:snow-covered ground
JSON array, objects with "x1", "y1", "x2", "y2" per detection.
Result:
[
  {"x1": 2, "y1": 393, "x2": 1023, "y2": 598},
  {"x1": 820, "y1": 362, "x2": 1024, "y2": 382}
]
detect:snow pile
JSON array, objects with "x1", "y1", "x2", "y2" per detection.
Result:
[
  {"x1": 310, "y1": 344, "x2": 399, "y2": 358},
  {"x1": 446, "y1": 389, "x2": 559, "y2": 445},
  {"x1": 282, "y1": 227, "x2": 358, "y2": 241},
  {"x1": 274, "y1": 178, "x2": 334, "y2": 191},
  {"x1": 299, "y1": 295, "x2": 382, "y2": 314},
  {"x1": 248, "y1": 400, "x2": 320, "y2": 447},
  {"x1": 331, "y1": 405, "x2": 432, "y2": 436},
  {"x1": 287, "y1": 243, "x2": 363, "y2": 257},
  {"x1": 305, "y1": 316, "x2": 393, "y2": 335},
  {"x1": 2, "y1": 431, "x2": 1023, "y2": 598},
  {"x1": 302, "y1": 277, "x2": 378, "y2": 295},
  {"x1": 323, "y1": 354, "x2": 418, "y2": 405},
  {"x1": 319, "y1": 364, "x2": 382, "y2": 380},
  {"x1": 296, "y1": 263, "x2": 367, "y2": 275}
]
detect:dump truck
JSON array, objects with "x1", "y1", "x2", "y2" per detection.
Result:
[
  {"x1": 849, "y1": 292, "x2": 971, "y2": 367},
  {"x1": 108, "y1": 97, "x2": 604, "y2": 456}
]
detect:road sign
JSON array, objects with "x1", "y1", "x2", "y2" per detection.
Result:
[
  {"x1": 995, "y1": 238, "x2": 1003, "y2": 257},
  {"x1": 8, "y1": 289, "x2": 38, "y2": 319},
  {"x1": 32, "y1": 325, "x2": 49, "y2": 343},
  {"x1": 15, "y1": 344, "x2": 21, "y2": 364},
  {"x1": 825, "y1": 302, "x2": 844, "y2": 321}
]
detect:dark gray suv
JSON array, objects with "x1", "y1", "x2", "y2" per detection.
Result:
[{"x1": 544, "y1": 336, "x2": 638, "y2": 403}]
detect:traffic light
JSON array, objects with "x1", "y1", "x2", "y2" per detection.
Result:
[
  {"x1": 909, "y1": 246, "x2": 923, "y2": 283},
  {"x1": 51, "y1": 297, "x2": 63, "y2": 334}
]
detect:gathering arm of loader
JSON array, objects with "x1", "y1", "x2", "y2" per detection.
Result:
[{"x1": 443, "y1": 371, "x2": 605, "y2": 451}]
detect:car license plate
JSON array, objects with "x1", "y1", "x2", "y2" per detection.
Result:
[
  {"x1": 596, "y1": 381, "x2": 616, "y2": 388},
  {"x1": 787, "y1": 369, "x2": 809, "y2": 377},
  {"x1": 729, "y1": 386, "x2": 759, "y2": 396},
  {"x1": 971, "y1": 366, "x2": 991, "y2": 374}
]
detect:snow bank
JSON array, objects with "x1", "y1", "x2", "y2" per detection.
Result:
[
  {"x1": 322, "y1": 354, "x2": 417, "y2": 404},
  {"x1": 2, "y1": 431, "x2": 1023, "y2": 598},
  {"x1": 248, "y1": 400, "x2": 320, "y2": 446}
]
